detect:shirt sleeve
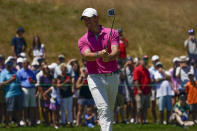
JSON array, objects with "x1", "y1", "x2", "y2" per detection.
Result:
[
  {"x1": 111, "y1": 29, "x2": 120, "y2": 46},
  {"x1": 184, "y1": 40, "x2": 188, "y2": 47},
  {"x1": 176, "y1": 67, "x2": 181, "y2": 76},
  {"x1": 11, "y1": 37, "x2": 16, "y2": 46},
  {"x1": 78, "y1": 39, "x2": 90, "y2": 54},
  {"x1": 0, "y1": 72, "x2": 5, "y2": 82},
  {"x1": 133, "y1": 69, "x2": 140, "y2": 81}
]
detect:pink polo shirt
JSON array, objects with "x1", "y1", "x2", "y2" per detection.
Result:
[{"x1": 78, "y1": 26, "x2": 119, "y2": 74}]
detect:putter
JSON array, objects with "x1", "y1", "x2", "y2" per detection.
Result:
[{"x1": 106, "y1": 8, "x2": 116, "y2": 52}]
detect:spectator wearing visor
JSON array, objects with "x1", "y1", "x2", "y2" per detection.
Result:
[
  {"x1": 11, "y1": 27, "x2": 27, "y2": 58},
  {"x1": 184, "y1": 29, "x2": 197, "y2": 63}
]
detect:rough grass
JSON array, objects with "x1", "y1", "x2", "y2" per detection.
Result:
[
  {"x1": 0, "y1": 0, "x2": 197, "y2": 67},
  {"x1": 0, "y1": 124, "x2": 197, "y2": 131}
]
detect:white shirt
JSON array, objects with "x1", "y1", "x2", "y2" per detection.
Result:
[
  {"x1": 54, "y1": 64, "x2": 75, "y2": 79},
  {"x1": 154, "y1": 70, "x2": 174, "y2": 98},
  {"x1": 33, "y1": 44, "x2": 45, "y2": 57},
  {"x1": 50, "y1": 86, "x2": 60, "y2": 104}
]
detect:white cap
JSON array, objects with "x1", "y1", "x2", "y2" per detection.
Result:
[
  {"x1": 134, "y1": 57, "x2": 139, "y2": 63},
  {"x1": 7, "y1": 56, "x2": 15, "y2": 61},
  {"x1": 48, "y1": 63, "x2": 58, "y2": 70},
  {"x1": 17, "y1": 57, "x2": 24, "y2": 64},
  {"x1": 31, "y1": 61, "x2": 39, "y2": 66},
  {"x1": 20, "y1": 52, "x2": 26, "y2": 58},
  {"x1": 151, "y1": 55, "x2": 159, "y2": 61},
  {"x1": 81, "y1": 8, "x2": 98, "y2": 20},
  {"x1": 173, "y1": 57, "x2": 180, "y2": 63},
  {"x1": 58, "y1": 54, "x2": 65, "y2": 59}
]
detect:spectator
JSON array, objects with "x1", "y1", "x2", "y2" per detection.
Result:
[
  {"x1": 184, "y1": 29, "x2": 197, "y2": 63},
  {"x1": 84, "y1": 107, "x2": 97, "y2": 128},
  {"x1": 16, "y1": 57, "x2": 24, "y2": 71},
  {"x1": 149, "y1": 55, "x2": 159, "y2": 123},
  {"x1": 176, "y1": 56, "x2": 194, "y2": 93},
  {"x1": 57, "y1": 63, "x2": 74, "y2": 127},
  {"x1": 17, "y1": 58, "x2": 37, "y2": 126},
  {"x1": 154, "y1": 62, "x2": 174, "y2": 124},
  {"x1": 133, "y1": 56, "x2": 151, "y2": 124},
  {"x1": 0, "y1": 54, "x2": 5, "y2": 123},
  {"x1": 117, "y1": 28, "x2": 128, "y2": 66},
  {"x1": 28, "y1": 35, "x2": 46, "y2": 60},
  {"x1": 43, "y1": 79, "x2": 60, "y2": 129},
  {"x1": 185, "y1": 72, "x2": 197, "y2": 122},
  {"x1": 169, "y1": 94, "x2": 194, "y2": 128},
  {"x1": 114, "y1": 67, "x2": 126, "y2": 124},
  {"x1": 169, "y1": 57, "x2": 181, "y2": 105},
  {"x1": 38, "y1": 65, "x2": 52, "y2": 125},
  {"x1": 54, "y1": 55, "x2": 75, "y2": 79},
  {"x1": 194, "y1": 61, "x2": 197, "y2": 80},
  {"x1": 123, "y1": 57, "x2": 136, "y2": 123},
  {"x1": 76, "y1": 67, "x2": 94, "y2": 126},
  {"x1": 11, "y1": 27, "x2": 27, "y2": 58},
  {"x1": 0, "y1": 60, "x2": 23, "y2": 128}
]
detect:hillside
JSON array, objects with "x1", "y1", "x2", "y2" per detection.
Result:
[{"x1": 0, "y1": 0, "x2": 197, "y2": 67}]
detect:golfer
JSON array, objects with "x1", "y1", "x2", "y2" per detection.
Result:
[{"x1": 78, "y1": 8, "x2": 120, "y2": 131}]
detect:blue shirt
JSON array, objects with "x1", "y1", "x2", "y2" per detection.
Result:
[
  {"x1": 0, "y1": 69, "x2": 22, "y2": 98},
  {"x1": 17, "y1": 68, "x2": 37, "y2": 88},
  {"x1": 11, "y1": 36, "x2": 27, "y2": 56}
]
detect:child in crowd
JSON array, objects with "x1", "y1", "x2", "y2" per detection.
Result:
[
  {"x1": 43, "y1": 79, "x2": 60, "y2": 129},
  {"x1": 169, "y1": 94, "x2": 194, "y2": 128},
  {"x1": 84, "y1": 107, "x2": 97, "y2": 128}
]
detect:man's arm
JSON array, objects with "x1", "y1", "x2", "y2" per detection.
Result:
[
  {"x1": 82, "y1": 49, "x2": 108, "y2": 61},
  {"x1": 11, "y1": 45, "x2": 16, "y2": 58},
  {"x1": 103, "y1": 45, "x2": 119, "y2": 62}
]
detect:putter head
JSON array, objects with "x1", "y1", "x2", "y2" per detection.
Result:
[{"x1": 107, "y1": 8, "x2": 116, "y2": 16}]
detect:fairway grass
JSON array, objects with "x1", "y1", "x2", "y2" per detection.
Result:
[{"x1": 0, "y1": 124, "x2": 197, "y2": 131}]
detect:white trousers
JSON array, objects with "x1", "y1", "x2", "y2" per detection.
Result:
[
  {"x1": 60, "y1": 96, "x2": 73, "y2": 124},
  {"x1": 87, "y1": 73, "x2": 119, "y2": 131}
]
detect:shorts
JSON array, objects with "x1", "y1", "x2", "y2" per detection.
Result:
[
  {"x1": 150, "y1": 89, "x2": 156, "y2": 101},
  {"x1": 78, "y1": 98, "x2": 94, "y2": 106},
  {"x1": 125, "y1": 86, "x2": 134, "y2": 102},
  {"x1": 6, "y1": 95, "x2": 23, "y2": 112},
  {"x1": 116, "y1": 93, "x2": 124, "y2": 107},
  {"x1": 135, "y1": 94, "x2": 150, "y2": 111},
  {"x1": 190, "y1": 104, "x2": 197, "y2": 111},
  {"x1": 0, "y1": 88, "x2": 5, "y2": 103},
  {"x1": 22, "y1": 88, "x2": 37, "y2": 107},
  {"x1": 157, "y1": 96, "x2": 172, "y2": 111}
]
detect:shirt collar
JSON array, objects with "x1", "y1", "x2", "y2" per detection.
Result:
[{"x1": 87, "y1": 25, "x2": 107, "y2": 37}]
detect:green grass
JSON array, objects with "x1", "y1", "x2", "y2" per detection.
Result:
[{"x1": 0, "y1": 124, "x2": 197, "y2": 131}]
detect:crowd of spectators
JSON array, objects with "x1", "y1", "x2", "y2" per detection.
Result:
[{"x1": 0, "y1": 27, "x2": 197, "y2": 129}]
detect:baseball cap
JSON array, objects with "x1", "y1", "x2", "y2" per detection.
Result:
[
  {"x1": 17, "y1": 27, "x2": 25, "y2": 33},
  {"x1": 48, "y1": 63, "x2": 58, "y2": 70},
  {"x1": 155, "y1": 62, "x2": 163, "y2": 67},
  {"x1": 58, "y1": 54, "x2": 65, "y2": 59},
  {"x1": 81, "y1": 8, "x2": 98, "y2": 20},
  {"x1": 151, "y1": 55, "x2": 159, "y2": 61},
  {"x1": 20, "y1": 52, "x2": 26, "y2": 58},
  {"x1": 188, "y1": 71, "x2": 194, "y2": 76},
  {"x1": 188, "y1": 29, "x2": 195, "y2": 35},
  {"x1": 117, "y1": 28, "x2": 123, "y2": 34},
  {"x1": 173, "y1": 57, "x2": 180, "y2": 63},
  {"x1": 17, "y1": 57, "x2": 24, "y2": 64},
  {"x1": 142, "y1": 55, "x2": 148, "y2": 60},
  {"x1": 126, "y1": 56, "x2": 133, "y2": 62}
]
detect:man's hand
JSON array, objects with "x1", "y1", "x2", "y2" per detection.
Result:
[{"x1": 10, "y1": 74, "x2": 17, "y2": 82}]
